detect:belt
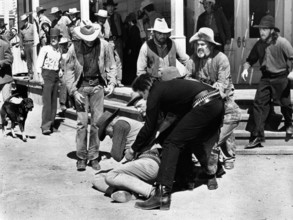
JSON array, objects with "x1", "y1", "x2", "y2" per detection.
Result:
[
  {"x1": 81, "y1": 77, "x2": 100, "y2": 86},
  {"x1": 23, "y1": 40, "x2": 34, "y2": 45},
  {"x1": 109, "y1": 35, "x2": 121, "y2": 41},
  {"x1": 193, "y1": 90, "x2": 221, "y2": 108}
]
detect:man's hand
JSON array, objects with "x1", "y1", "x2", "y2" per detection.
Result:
[
  {"x1": 93, "y1": 85, "x2": 103, "y2": 93},
  {"x1": 241, "y1": 69, "x2": 249, "y2": 81},
  {"x1": 74, "y1": 92, "x2": 85, "y2": 105},
  {"x1": 58, "y1": 70, "x2": 64, "y2": 78},
  {"x1": 125, "y1": 148, "x2": 135, "y2": 161},
  {"x1": 104, "y1": 84, "x2": 115, "y2": 97}
]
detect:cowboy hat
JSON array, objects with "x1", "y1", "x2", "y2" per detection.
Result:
[
  {"x1": 50, "y1": 7, "x2": 62, "y2": 14},
  {"x1": 20, "y1": 14, "x2": 29, "y2": 21},
  {"x1": 36, "y1": 6, "x2": 46, "y2": 13},
  {"x1": 148, "y1": 18, "x2": 173, "y2": 33},
  {"x1": 125, "y1": 12, "x2": 136, "y2": 23},
  {"x1": 253, "y1": 15, "x2": 280, "y2": 32},
  {"x1": 74, "y1": 19, "x2": 101, "y2": 41},
  {"x1": 160, "y1": 66, "x2": 184, "y2": 81},
  {"x1": 189, "y1": 27, "x2": 221, "y2": 45},
  {"x1": 200, "y1": 0, "x2": 216, "y2": 4},
  {"x1": 59, "y1": 37, "x2": 71, "y2": 44},
  {"x1": 0, "y1": 23, "x2": 7, "y2": 28},
  {"x1": 94, "y1": 9, "x2": 108, "y2": 18},
  {"x1": 103, "y1": 0, "x2": 118, "y2": 7},
  {"x1": 140, "y1": 0, "x2": 153, "y2": 10},
  {"x1": 68, "y1": 8, "x2": 80, "y2": 15},
  {"x1": 49, "y1": 28, "x2": 62, "y2": 37},
  {"x1": 97, "y1": 109, "x2": 120, "y2": 141}
]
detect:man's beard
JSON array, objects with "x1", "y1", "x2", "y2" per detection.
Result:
[{"x1": 197, "y1": 49, "x2": 205, "y2": 58}]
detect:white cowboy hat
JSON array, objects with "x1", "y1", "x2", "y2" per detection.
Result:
[
  {"x1": 148, "y1": 18, "x2": 173, "y2": 33},
  {"x1": 189, "y1": 27, "x2": 221, "y2": 45},
  {"x1": 68, "y1": 8, "x2": 80, "y2": 14},
  {"x1": 94, "y1": 9, "x2": 108, "y2": 18},
  {"x1": 50, "y1": 7, "x2": 62, "y2": 14},
  {"x1": 20, "y1": 14, "x2": 29, "y2": 21},
  {"x1": 59, "y1": 37, "x2": 71, "y2": 44},
  {"x1": 74, "y1": 20, "x2": 101, "y2": 41},
  {"x1": 140, "y1": 0, "x2": 153, "y2": 10}
]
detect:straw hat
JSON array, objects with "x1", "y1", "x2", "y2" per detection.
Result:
[
  {"x1": 50, "y1": 7, "x2": 62, "y2": 14},
  {"x1": 97, "y1": 109, "x2": 120, "y2": 141},
  {"x1": 20, "y1": 14, "x2": 29, "y2": 21},
  {"x1": 148, "y1": 18, "x2": 173, "y2": 33},
  {"x1": 95, "y1": 9, "x2": 108, "y2": 18},
  {"x1": 74, "y1": 20, "x2": 101, "y2": 41},
  {"x1": 59, "y1": 37, "x2": 71, "y2": 44},
  {"x1": 189, "y1": 27, "x2": 221, "y2": 45},
  {"x1": 68, "y1": 8, "x2": 80, "y2": 15}
]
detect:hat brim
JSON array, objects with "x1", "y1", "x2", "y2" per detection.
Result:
[
  {"x1": 103, "y1": 3, "x2": 118, "y2": 6},
  {"x1": 98, "y1": 109, "x2": 120, "y2": 141},
  {"x1": 68, "y1": 11, "x2": 80, "y2": 15},
  {"x1": 127, "y1": 95, "x2": 143, "y2": 107},
  {"x1": 189, "y1": 34, "x2": 221, "y2": 46},
  {"x1": 148, "y1": 28, "x2": 173, "y2": 33},
  {"x1": 74, "y1": 26, "x2": 100, "y2": 41},
  {"x1": 37, "y1": 9, "x2": 46, "y2": 13},
  {"x1": 50, "y1": 10, "x2": 61, "y2": 14}
]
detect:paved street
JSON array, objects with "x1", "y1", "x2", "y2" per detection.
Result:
[{"x1": 1, "y1": 104, "x2": 293, "y2": 220}]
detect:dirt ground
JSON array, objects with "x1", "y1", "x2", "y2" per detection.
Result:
[{"x1": 1, "y1": 104, "x2": 293, "y2": 220}]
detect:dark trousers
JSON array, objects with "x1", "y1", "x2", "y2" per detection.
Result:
[
  {"x1": 59, "y1": 76, "x2": 67, "y2": 105},
  {"x1": 41, "y1": 69, "x2": 59, "y2": 131},
  {"x1": 252, "y1": 74, "x2": 292, "y2": 138},
  {"x1": 156, "y1": 98, "x2": 224, "y2": 189}
]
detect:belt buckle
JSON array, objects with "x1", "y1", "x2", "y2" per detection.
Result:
[{"x1": 89, "y1": 80, "x2": 94, "y2": 86}]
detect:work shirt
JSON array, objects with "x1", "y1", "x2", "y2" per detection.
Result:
[
  {"x1": 131, "y1": 79, "x2": 213, "y2": 152},
  {"x1": 186, "y1": 50, "x2": 234, "y2": 98},
  {"x1": 20, "y1": 23, "x2": 34, "y2": 48},
  {"x1": 246, "y1": 36, "x2": 293, "y2": 73},
  {"x1": 36, "y1": 45, "x2": 61, "y2": 73}
]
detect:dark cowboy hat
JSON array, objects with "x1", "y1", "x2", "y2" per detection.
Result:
[
  {"x1": 0, "y1": 23, "x2": 7, "y2": 28},
  {"x1": 125, "y1": 12, "x2": 136, "y2": 23},
  {"x1": 103, "y1": 0, "x2": 118, "y2": 6},
  {"x1": 97, "y1": 109, "x2": 120, "y2": 141},
  {"x1": 253, "y1": 15, "x2": 280, "y2": 32},
  {"x1": 49, "y1": 28, "x2": 62, "y2": 37}
]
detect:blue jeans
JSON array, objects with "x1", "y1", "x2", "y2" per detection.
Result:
[
  {"x1": 218, "y1": 98, "x2": 241, "y2": 159},
  {"x1": 75, "y1": 86, "x2": 104, "y2": 160}
]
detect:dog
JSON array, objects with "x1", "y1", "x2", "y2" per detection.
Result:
[{"x1": 0, "y1": 94, "x2": 34, "y2": 142}]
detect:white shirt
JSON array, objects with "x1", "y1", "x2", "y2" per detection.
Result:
[{"x1": 37, "y1": 45, "x2": 61, "y2": 73}]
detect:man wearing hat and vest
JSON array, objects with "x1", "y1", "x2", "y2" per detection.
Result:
[
  {"x1": 186, "y1": 27, "x2": 241, "y2": 170},
  {"x1": 36, "y1": 6, "x2": 52, "y2": 31},
  {"x1": 241, "y1": 14, "x2": 293, "y2": 148},
  {"x1": 36, "y1": 28, "x2": 62, "y2": 135},
  {"x1": 64, "y1": 20, "x2": 116, "y2": 171},
  {"x1": 103, "y1": 0, "x2": 124, "y2": 87},
  {"x1": 20, "y1": 14, "x2": 35, "y2": 80},
  {"x1": 136, "y1": 18, "x2": 189, "y2": 78},
  {"x1": 197, "y1": 0, "x2": 231, "y2": 52},
  {"x1": 50, "y1": 7, "x2": 71, "y2": 40},
  {"x1": 94, "y1": 9, "x2": 111, "y2": 40}
]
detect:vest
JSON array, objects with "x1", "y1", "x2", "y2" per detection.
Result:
[{"x1": 146, "y1": 38, "x2": 177, "y2": 77}]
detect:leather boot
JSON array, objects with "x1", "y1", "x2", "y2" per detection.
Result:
[
  {"x1": 134, "y1": 184, "x2": 171, "y2": 210},
  {"x1": 207, "y1": 175, "x2": 218, "y2": 190}
]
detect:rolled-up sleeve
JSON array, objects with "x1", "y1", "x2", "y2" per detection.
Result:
[
  {"x1": 104, "y1": 42, "x2": 117, "y2": 86},
  {"x1": 136, "y1": 42, "x2": 148, "y2": 76}
]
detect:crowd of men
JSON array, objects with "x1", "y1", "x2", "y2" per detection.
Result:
[{"x1": 1, "y1": 0, "x2": 293, "y2": 211}]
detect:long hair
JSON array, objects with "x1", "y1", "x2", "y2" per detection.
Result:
[{"x1": 131, "y1": 74, "x2": 155, "y2": 92}]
